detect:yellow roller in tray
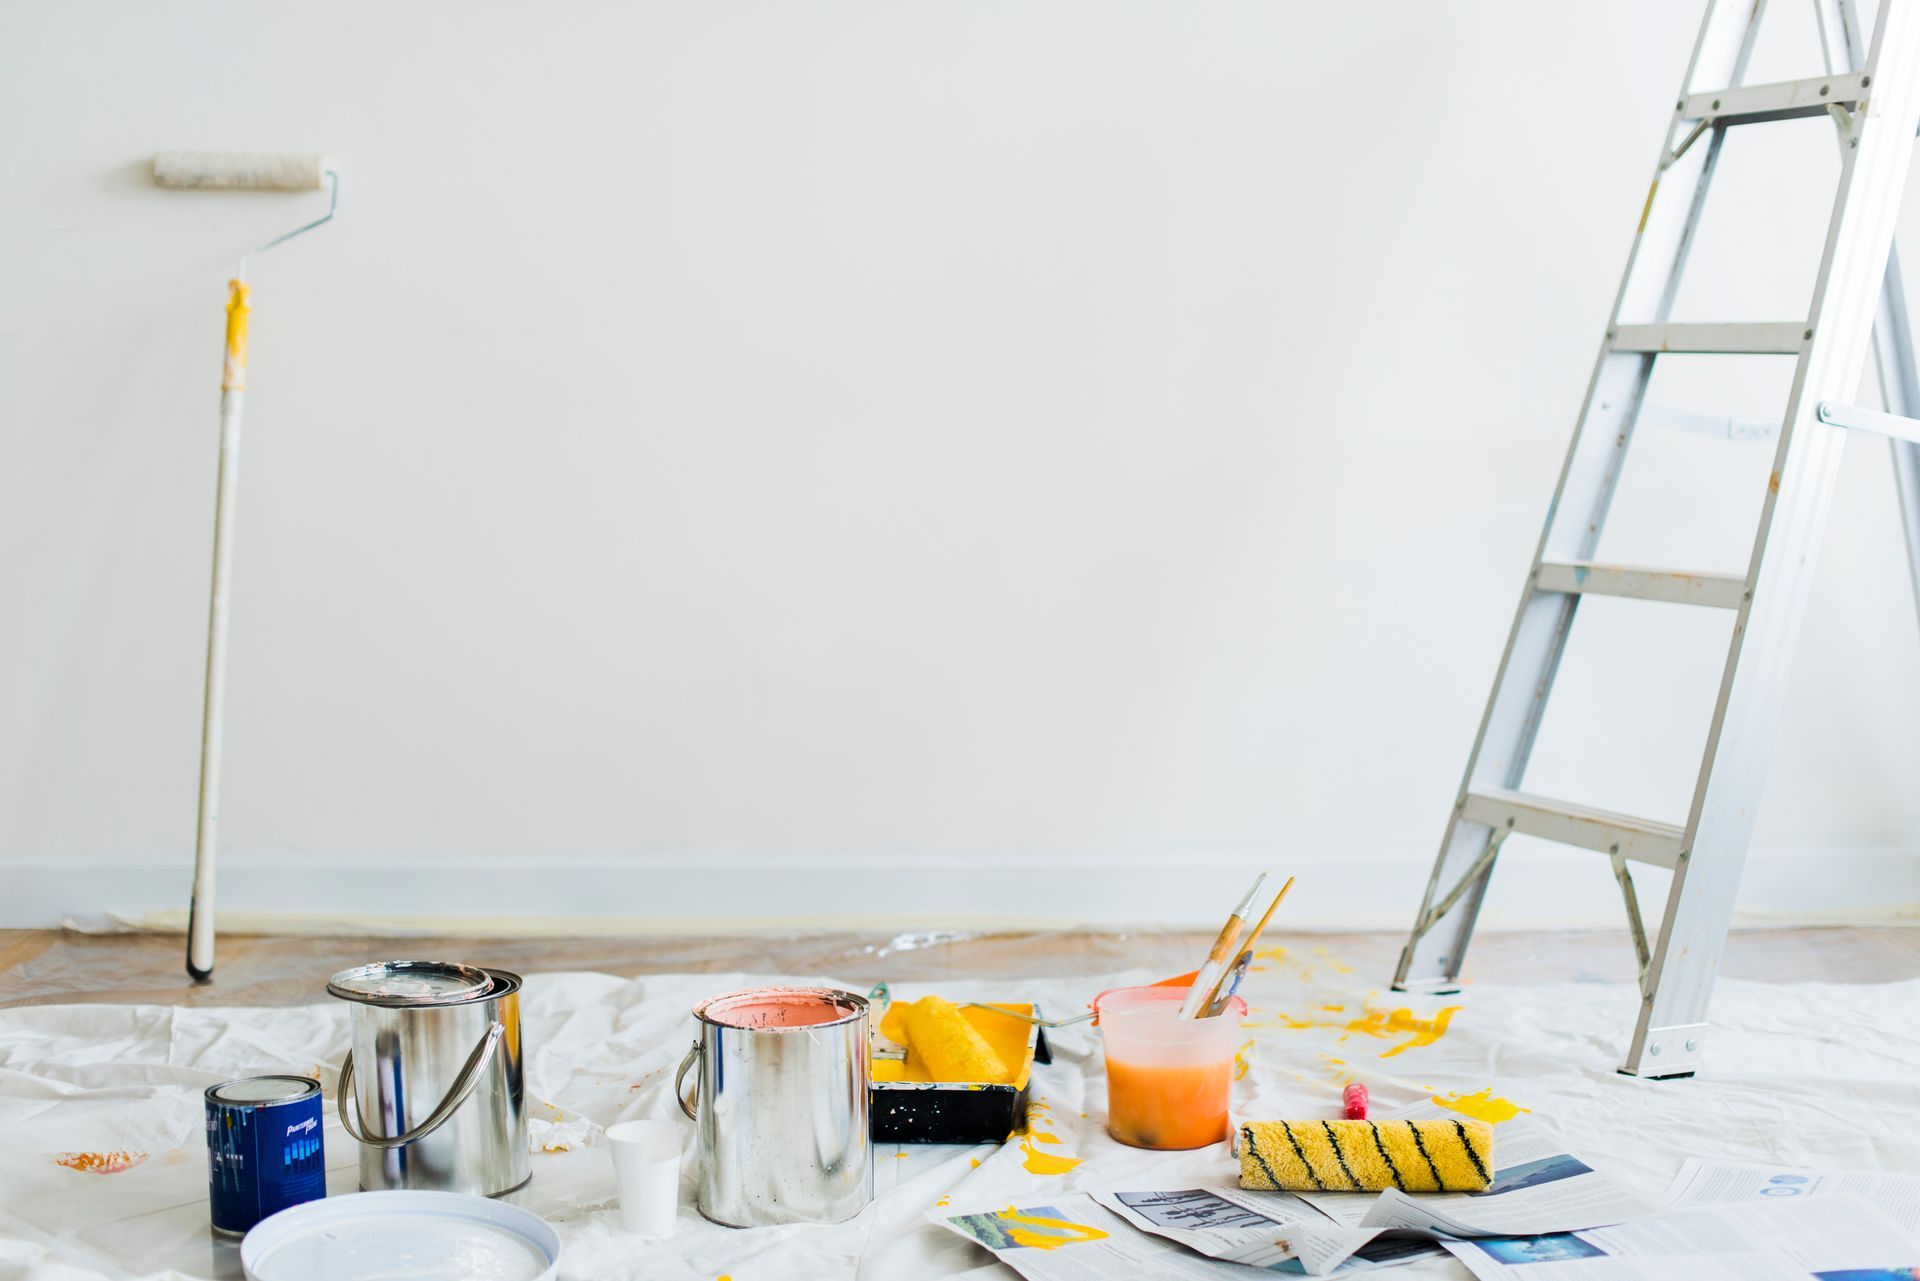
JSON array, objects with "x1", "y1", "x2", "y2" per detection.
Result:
[{"x1": 881, "y1": 996, "x2": 1013, "y2": 1085}]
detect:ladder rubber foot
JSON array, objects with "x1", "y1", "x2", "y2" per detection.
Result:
[{"x1": 1617, "y1": 1068, "x2": 1696, "y2": 1081}]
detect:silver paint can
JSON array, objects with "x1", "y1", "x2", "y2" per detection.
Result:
[
  {"x1": 327, "y1": 961, "x2": 529, "y2": 1197},
  {"x1": 675, "y1": 986, "x2": 872, "y2": 1227}
]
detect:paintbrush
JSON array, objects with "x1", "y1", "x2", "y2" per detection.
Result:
[
  {"x1": 1203, "y1": 949, "x2": 1253, "y2": 1018},
  {"x1": 1176, "y1": 873, "x2": 1266, "y2": 1019},
  {"x1": 1197, "y1": 874, "x2": 1294, "y2": 1016}
]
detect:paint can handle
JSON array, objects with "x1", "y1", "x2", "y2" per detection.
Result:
[
  {"x1": 674, "y1": 1041, "x2": 701, "y2": 1120},
  {"x1": 335, "y1": 1021, "x2": 504, "y2": 1149}
]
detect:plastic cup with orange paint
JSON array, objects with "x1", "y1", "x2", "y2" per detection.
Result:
[{"x1": 1094, "y1": 985, "x2": 1246, "y2": 1150}]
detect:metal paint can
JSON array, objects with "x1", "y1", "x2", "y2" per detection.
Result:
[
  {"x1": 204, "y1": 1074, "x2": 327, "y2": 1237},
  {"x1": 327, "y1": 961, "x2": 529, "y2": 1198},
  {"x1": 674, "y1": 986, "x2": 872, "y2": 1227}
]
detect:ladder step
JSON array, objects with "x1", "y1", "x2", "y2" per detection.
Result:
[
  {"x1": 1611, "y1": 322, "x2": 1806, "y2": 354},
  {"x1": 1462, "y1": 787, "x2": 1685, "y2": 869},
  {"x1": 1681, "y1": 71, "x2": 1869, "y2": 126},
  {"x1": 1640, "y1": 403, "x2": 1778, "y2": 443},
  {"x1": 1536, "y1": 560, "x2": 1747, "y2": 608}
]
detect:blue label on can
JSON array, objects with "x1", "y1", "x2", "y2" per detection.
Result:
[{"x1": 205, "y1": 1077, "x2": 327, "y2": 1235}]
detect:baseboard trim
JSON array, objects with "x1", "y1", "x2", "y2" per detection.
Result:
[{"x1": 7, "y1": 847, "x2": 1918, "y2": 932}]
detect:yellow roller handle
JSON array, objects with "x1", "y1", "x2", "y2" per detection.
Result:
[{"x1": 222, "y1": 279, "x2": 250, "y2": 391}]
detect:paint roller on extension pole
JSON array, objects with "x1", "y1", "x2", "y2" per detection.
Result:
[{"x1": 153, "y1": 151, "x2": 338, "y2": 980}]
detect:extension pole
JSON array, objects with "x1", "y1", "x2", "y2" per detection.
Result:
[{"x1": 187, "y1": 279, "x2": 250, "y2": 981}]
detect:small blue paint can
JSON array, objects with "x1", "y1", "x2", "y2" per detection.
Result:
[{"x1": 204, "y1": 1075, "x2": 327, "y2": 1236}]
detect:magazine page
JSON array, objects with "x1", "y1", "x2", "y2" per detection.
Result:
[
  {"x1": 932, "y1": 1193, "x2": 1277, "y2": 1280},
  {"x1": 1288, "y1": 1103, "x2": 1661, "y2": 1238},
  {"x1": 1093, "y1": 1187, "x2": 1442, "y2": 1275},
  {"x1": 1442, "y1": 1194, "x2": 1920, "y2": 1281},
  {"x1": 1665, "y1": 1156, "x2": 1920, "y2": 1233}
]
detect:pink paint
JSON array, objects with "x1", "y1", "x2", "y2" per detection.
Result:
[{"x1": 696, "y1": 986, "x2": 863, "y2": 1030}]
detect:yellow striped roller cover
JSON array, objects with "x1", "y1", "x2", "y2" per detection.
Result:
[{"x1": 1238, "y1": 1118, "x2": 1494, "y2": 1193}]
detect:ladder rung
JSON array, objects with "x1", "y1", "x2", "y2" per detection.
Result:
[
  {"x1": 1462, "y1": 787, "x2": 1685, "y2": 869},
  {"x1": 1611, "y1": 322, "x2": 1806, "y2": 354},
  {"x1": 1536, "y1": 560, "x2": 1747, "y2": 608},
  {"x1": 1681, "y1": 71, "x2": 1869, "y2": 125},
  {"x1": 1640, "y1": 403, "x2": 1778, "y2": 443}
]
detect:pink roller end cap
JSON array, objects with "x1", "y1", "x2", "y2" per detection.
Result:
[{"x1": 1343, "y1": 1082, "x2": 1369, "y2": 1120}]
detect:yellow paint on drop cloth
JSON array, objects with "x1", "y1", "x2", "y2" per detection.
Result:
[
  {"x1": 1264, "y1": 1000, "x2": 1462, "y2": 1058},
  {"x1": 1017, "y1": 1128, "x2": 1084, "y2": 1175},
  {"x1": 999, "y1": 1206, "x2": 1109, "y2": 1249},
  {"x1": 1311, "y1": 946, "x2": 1354, "y2": 975},
  {"x1": 1432, "y1": 1087, "x2": 1530, "y2": 1124},
  {"x1": 1347, "y1": 1004, "x2": 1461, "y2": 1058}
]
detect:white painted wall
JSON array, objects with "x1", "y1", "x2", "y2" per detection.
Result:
[{"x1": 5, "y1": 1, "x2": 1920, "y2": 932}]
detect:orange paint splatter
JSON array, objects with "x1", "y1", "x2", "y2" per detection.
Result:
[
  {"x1": 1432, "y1": 1087, "x2": 1529, "y2": 1124},
  {"x1": 895, "y1": 1152, "x2": 909, "y2": 1159},
  {"x1": 56, "y1": 1151, "x2": 146, "y2": 1175}
]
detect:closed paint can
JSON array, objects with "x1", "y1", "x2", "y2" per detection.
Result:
[
  {"x1": 328, "y1": 961, "x2": 529, "y2": 1198},
  {"x1": 675, "y1": 986, "x2": 872, "y2": 1227},
  {"x1": 205, "y1": 1075, "x2": 327, "y2": 1237}
]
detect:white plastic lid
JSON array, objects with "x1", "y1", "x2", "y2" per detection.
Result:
[{"x1": 241, "y1": 1190, "x2": 559, "y2": 1281}]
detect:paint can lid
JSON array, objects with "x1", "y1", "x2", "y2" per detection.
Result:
[
  {"x1": 326, "y1": 961, "x2": 495, "y2": 1007},
  {"x1": 208, "y1": 1075, "x2": 321, "y2": 1106},
  {"x1": 239, "y1": 1190, "x2": 559, "y2": 1281}
]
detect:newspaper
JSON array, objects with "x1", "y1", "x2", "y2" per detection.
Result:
[
  {"x1": 1091, "y1": 1104, "x2": 1659, "y2": 1275},
  {"x1": 1441, "y1": 1193, "x2": 1920, "y2": 1280},
  {"x1": 1093, "y1": 1187, "x2": 1442, "y2": 1275},
  {"x1": 932, "y1": 1194, "x2": 1277, "y2": 1279},
  {"x1": 1665, "y1": 1155, "x2": 1920, "y2": 1233},
  {"x1": 1289, "y1": 1103, "x2": 1661, "y2": 1238}
]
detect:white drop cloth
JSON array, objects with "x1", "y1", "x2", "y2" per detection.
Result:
[{"x1": 1, "y1": 951, "x2": 1916, "y2": 1281}]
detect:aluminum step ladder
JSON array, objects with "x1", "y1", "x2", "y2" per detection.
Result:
[{"x1": 1392, "y1": 0, "x2": 1920, "y2": 1078}]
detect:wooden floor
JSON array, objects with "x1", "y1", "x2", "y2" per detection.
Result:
[{"x1": 4, "y1": 924, "x2": 1917, "y2": 1009}]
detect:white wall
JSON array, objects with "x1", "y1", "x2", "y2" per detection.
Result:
[{"x1": 5, "y1": 1, "x2": 1920, "y2": 931}]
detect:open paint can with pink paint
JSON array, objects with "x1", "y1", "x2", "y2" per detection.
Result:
[{"x1": 674, "y1": 986, "x2": 872, "y2": 1227}]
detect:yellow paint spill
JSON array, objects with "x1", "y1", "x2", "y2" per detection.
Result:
[
  {"x1": 1253, "y1": 946, "x2": 1287, "y2": 962},
  {"x1": 970, "y1": 1157, "x2": 981, "y2": 1169},
  {"x1": 1432, "y1": 1087, "x2": 1530, "y2": 1124},
  {"x1": 1233, "y1": 1038, "x2": 1254, "y2": 1081},
  {"x1": 1018, "y1": 1130, "x2": 1084, "y2": 1175},
  {"x1": 1319, "y1": 1004, "x2": 1345, "y2": 1012},
  {"x1": 998, "y1": 1205, "x2": 1109, "y2": 1249},
  {"x1": 936, "y1": 1196, "x2": 951, "y2": 1207},
  {"x1": 1311, "y1": 946, "x2": 1353, "y2": 974},
  {"x1": 895, "y1": 1151, "x2": 909, "y2": 1159},
  {"x1": 56, "y1": 1151, "x2": 146, "y2": 1174},
  {"x1": 1268, "y1": 1000, "x2": 1462, "y2": 1058}
]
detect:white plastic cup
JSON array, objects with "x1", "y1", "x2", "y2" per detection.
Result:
[
  {"x1": 607, "y1": 1119, "x2": 683, "y2": 1237},
  {"x1": 1093, "y1": 985, "x2": 1247, "y2": 1150}
]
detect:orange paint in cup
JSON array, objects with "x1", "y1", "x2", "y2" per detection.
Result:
[{"x1": 1094, "y1": 985, "x2": 1245, "y2": 1151}]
